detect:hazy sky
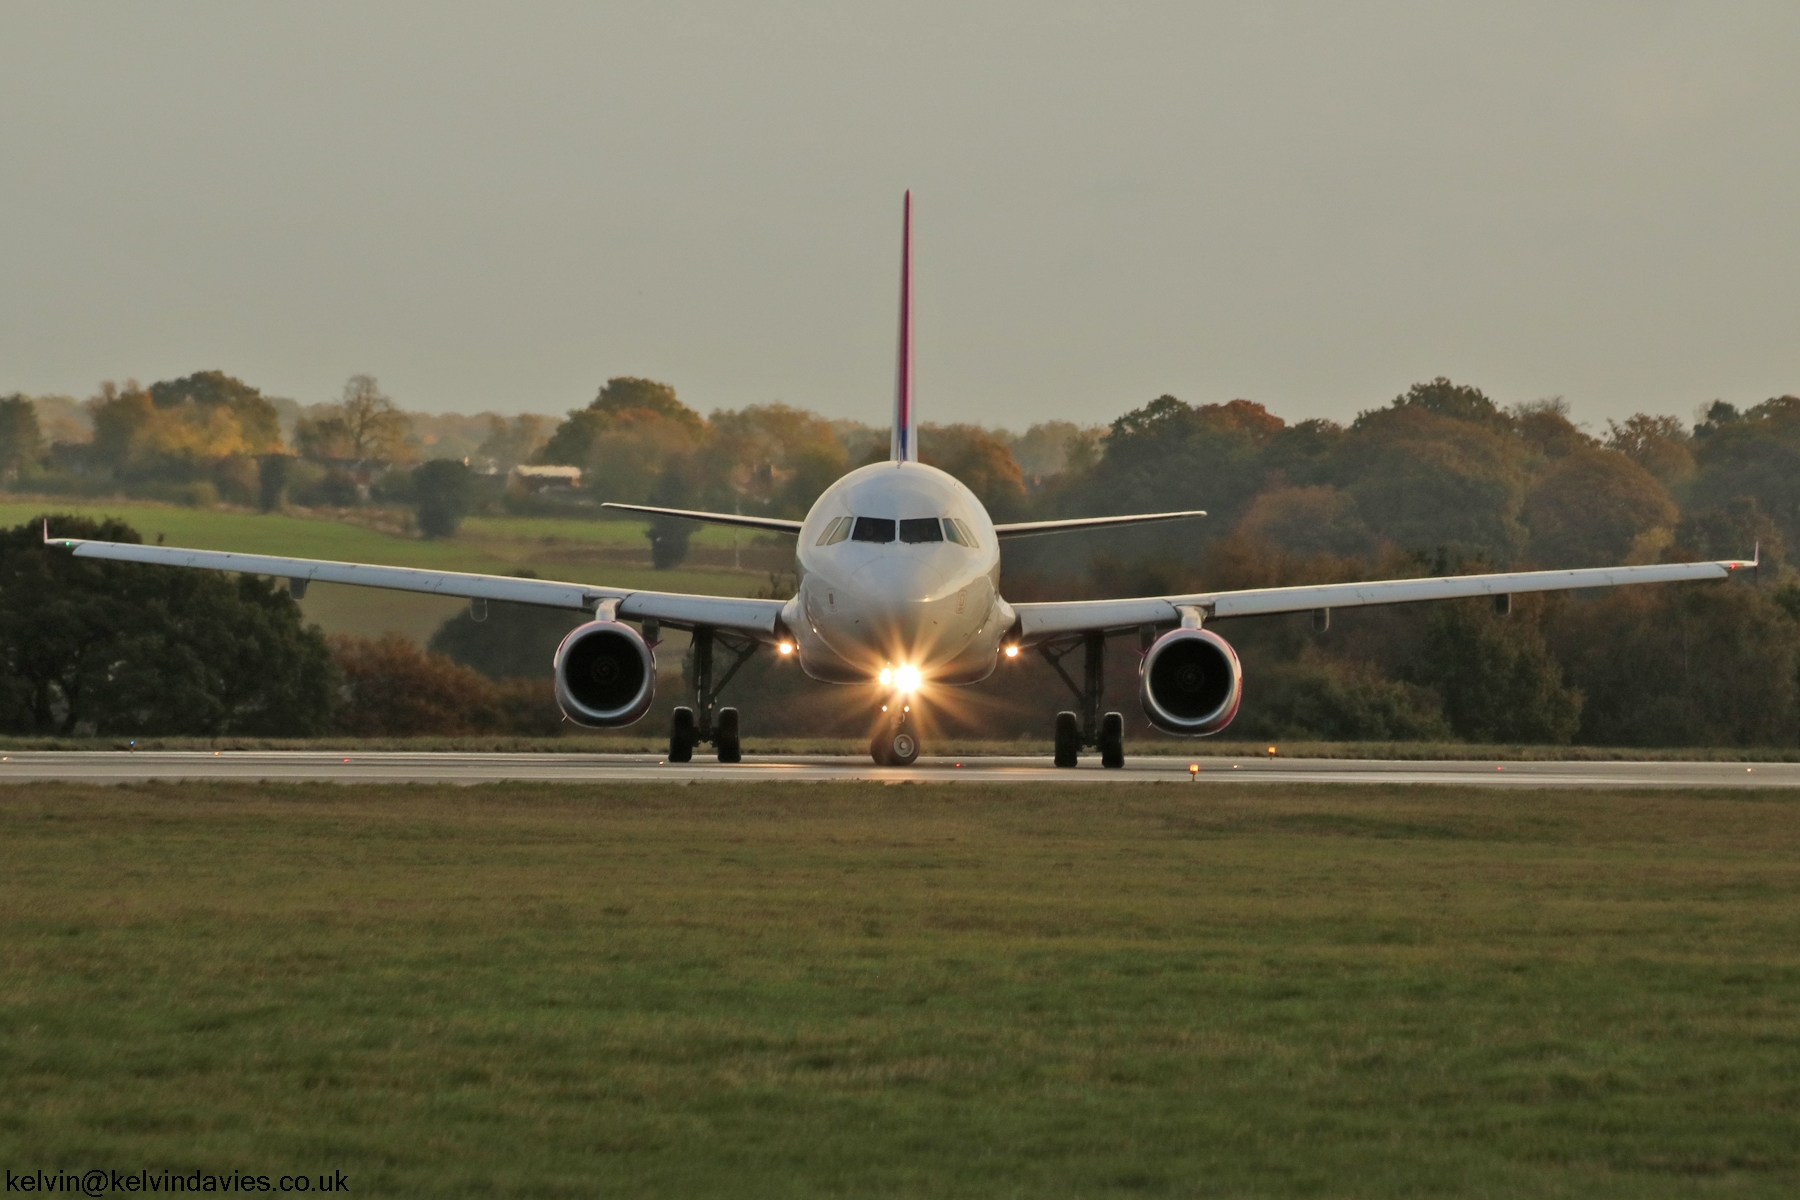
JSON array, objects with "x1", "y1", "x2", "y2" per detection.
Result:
[{"x1": 3, "y1": 2, "x2": 1796, "y2": 431}]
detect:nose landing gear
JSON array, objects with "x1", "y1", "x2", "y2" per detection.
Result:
[{"x1": 870, "y1": 708, "x2": 921, "y2": 767}]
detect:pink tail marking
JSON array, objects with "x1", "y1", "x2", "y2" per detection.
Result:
[{"x1": 891, "y1": 191, "x2": 914, "y2": 462}]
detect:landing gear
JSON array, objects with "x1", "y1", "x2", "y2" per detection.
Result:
[
  {"x1": 1041, "y1": 630, "x2": 1126, "y2": 769},
  {"x1": 1099, "y1": 711, "x2": 1125, "y2": 770},
  {"x1": 669, "y1": 706, "x2": 697, "y2": 762},
  {"x1": 716, "y1": 707, "x2": 742, "y2": 763},
  {"x1": 667, "y1": 626, "x2": 757, "y2": 763},
  {"x1": 1053, "y1": 711, "x2": 1080, "y2": 768},
  {"x1": 870, "y1": 709, "x2": 920, "y2": 767}
]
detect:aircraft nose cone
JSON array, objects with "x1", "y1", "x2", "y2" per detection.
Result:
[
  {"x1": 842, "y1": 555, "x2": 955, "y2": 650},
  {"x1": 849, "y1": 555, "x2": 949, "y2": 604}
]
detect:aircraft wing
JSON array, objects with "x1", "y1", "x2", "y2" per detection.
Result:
[
  {"x1": 992, "y1": 510, "x2": 1206, "y2": 538},
  {"x1": 1012, "y1": 557, "x2": 1756, "y2": 642},
  {"x1": 46, "y1": 530, "x2": 788, "y2": 637},
  {"x1": 599, "y1": 502, "x2": 804, "y2": 534}
]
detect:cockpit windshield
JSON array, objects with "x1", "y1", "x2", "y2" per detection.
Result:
[
  {"x1": 824, "y1": 515, "x2": 976, "y2": 547},
  {"x1": 899, "y1": 518, "x2": 942, "y2": 543},
  {"x1": 851, "y1": 517, "x2": 896, "y2": 543}
]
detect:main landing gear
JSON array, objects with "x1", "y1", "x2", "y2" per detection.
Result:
[
  {"x1": 1040, "y1": 630, "x2": 1126, "y2": 769},
  {"x1": 870, "y1": 705, "x2": 920, "y2": 767},
  {"x1": 666, "y1": 626, "x2": 757, "y2": 764}
]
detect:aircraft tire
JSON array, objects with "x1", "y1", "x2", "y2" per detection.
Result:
[
  {"x1": 716, "y1": 707, "x2": 742, "y2": 763},
  {"x1": 1099, "y1": 711, "x2": 1125, "y2": 769},
  {"x1": 669, "y1": 707, "x2": 696, "y2": 763},
  {"x1": 888, "y1": 724, "x2": 920, "y2": 767},
  {"x1": 1053, "y1": 711, "x2": 1080, "y2": 768}
]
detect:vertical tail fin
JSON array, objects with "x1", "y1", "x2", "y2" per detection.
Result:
[{"x1": 890, "y1": 191, "x2": 915, "y2": 463}]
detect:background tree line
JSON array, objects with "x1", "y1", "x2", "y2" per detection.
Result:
[{"x1": 4, "y1": 370, "x2": 1799, "y2": 746}]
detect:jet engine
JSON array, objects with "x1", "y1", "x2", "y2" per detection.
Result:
[
  {"x1": 554, "y1": 619, "x2": 656, "y2": 727},
  {"x1": 1139, "y1": 627, "x2": 1243, "y2": 736}
]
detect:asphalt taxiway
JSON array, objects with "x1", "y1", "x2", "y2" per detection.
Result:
[{"x1": 0, "y1": 751, "x2": 1792, "y2": 788}]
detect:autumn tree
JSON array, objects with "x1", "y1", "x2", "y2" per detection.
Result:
[
  {"x1": 1009, "y1": 421, "x2": 1101, "y2": 482},
  {"x1": 1513, "y1": 397, "x2": 1596, "y2": 458},
  {"x1": 1688, "y1": 395, "x2": 1800, "y2": 556},
  {"x1": 1522, "y1": 448, "x2": 1677, "y2": 566},
  {"x1": 148, "y1": 371, "x2": 283, "y2": 453},
  {"x1": 0, "y1": 395, "x2": 42, "y2": 482},
  {"x1": 88, "y1": 372, "x2": 282, "y2": 478},
  {"x1": 295, "y1": 375, "x2": 412, "y2": 464},
  {"x1": 1337, "y1": 403, "x2": 1529, "y2": 562},
  {"x1": 1385, "y1": 376, "x2": 1514, "y2": 431},
  {"x1": 1606, "y1": 413, "x2": 1695, "y2": 488},
  {"x1": 709, "y1": 402, "x2": 847, "y2": 516},
  {"x1": 329, "y1": 634, "x2": 497, "y2": 736},
  {"x1": 1080, "y1": 396, "x2": 1284, "y2": 524},
  {"x1": 538, "y1": 377, "x2": 709, "y2": 505},
  {"x1": 1231, "y1": 485, "x2": 1376, "y2": 561},
  {"x1": 919, "y1": 423, "x2": 1027, "y2": 521}
]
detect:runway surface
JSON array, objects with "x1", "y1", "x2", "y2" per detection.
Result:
[{"x1": 0, "y1": 751, "x2": 1794, "y2": 788}]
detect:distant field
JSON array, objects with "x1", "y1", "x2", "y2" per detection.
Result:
[
  {"x1": 3, "y1": 782, "x2": 1796, "y2": 1196},
  {"x1": 6, "y1": 499, "x2": 778, "y2": 640}
]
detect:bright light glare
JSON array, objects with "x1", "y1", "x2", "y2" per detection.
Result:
[
  {"x1": 1003, "y1": 644, "x2": 1019, "y2": 658},
  {"x1": 878, "y1": 667, "x2": 893, "y2": 686},
  {"x1": 777, "y1": 641, "x2": 793, "y2": 655},
  {"x1": 895, "y1": 665, "x2": 922, "y2": 693}
]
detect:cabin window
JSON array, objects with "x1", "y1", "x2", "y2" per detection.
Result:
[
  {"x1": 817, "y1": 516, "x2": 853, "y2": 545},
  {"x1": 899, "y1": 517, "x2": 944, "y2": 544},
  {"x1": 851, "y1": 517, "x2": 895, "y2": 543}
]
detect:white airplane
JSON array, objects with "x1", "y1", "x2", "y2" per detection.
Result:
[{"x1": 50, "y1": 194, "x2": 1756, "y2": 767}]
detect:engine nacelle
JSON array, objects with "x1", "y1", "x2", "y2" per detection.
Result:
[
  {"x1": 554, "y1": 620, "x2": 656, "y2": 727},
  {"x1": 1139, "y1": 627, "x2": 1243, "y2": 736}
]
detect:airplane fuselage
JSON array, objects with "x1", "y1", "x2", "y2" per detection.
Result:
[{"x1": 780, "y1": 461, "x2": 1015, "y2": 685}]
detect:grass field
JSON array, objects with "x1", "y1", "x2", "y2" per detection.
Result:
[
  {"x1": 6, "y1": 499, "x2": 778, "y2": 641},
  {"x1": 3, "y1": 781, "x2": 1797, "y2": 1196}
]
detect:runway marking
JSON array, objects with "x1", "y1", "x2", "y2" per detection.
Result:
[{"x1": 0, "y1": 752, "x2": 1794, "y2": 788}]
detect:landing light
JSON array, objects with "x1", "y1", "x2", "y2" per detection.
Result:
[
  {"x1": 777, "y1": 641, "x2": 794, "y2": 655},
  {"x1": 1003, "y1": 644, "x2": 1019, "y2": 658},
  {"x1": 895, "y1": 665, "x2": 922, "y2": 693},
  {"x1": 878, "y1": 667, "x2": 893, "y2": 686}
]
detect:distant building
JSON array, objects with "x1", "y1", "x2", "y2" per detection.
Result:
[{"x1": 508, "y1": 464, "x2": 583, "y2": 496}]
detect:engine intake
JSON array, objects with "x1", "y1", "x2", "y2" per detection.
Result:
[
  {"x1": 1140, "y1": 627, "x2": 1242, "y2": 736},
  {"x1": 554, "y1": 620, "x2": 656, "y2": 727}
]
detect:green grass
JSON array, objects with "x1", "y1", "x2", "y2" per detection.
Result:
[
  {"x1": 461, "y1": 514, "x2": 782, "y2": 550},
  {"x1": 3, "y1": 782, "x2": 1798, "y2": 1196}
]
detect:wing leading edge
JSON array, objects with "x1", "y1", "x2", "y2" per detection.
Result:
[
  {"x1": 597, "y1": 502, "x2": 804, "y2": 534},
  {"x1": 1013, "y1": 556, "x2": 1757, "y2": 643},
  {"x1": 46, "y1": 530, "x2": 787, "y2": 636},
  {"x1": 993, "y1": 510, "x2": 1206, "y2": 539}
]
